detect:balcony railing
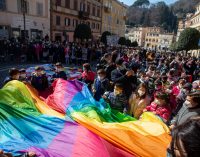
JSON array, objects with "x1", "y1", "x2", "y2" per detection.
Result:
[
  {"x1": 104, "y1": 6, "x2": 111, "y2": 13},
  {"x1": 123, "y1": 16, "x2": 127, "y2": 20},
  {"x1": 78, "y1": 11, "x2": 89, "y2": 20}
]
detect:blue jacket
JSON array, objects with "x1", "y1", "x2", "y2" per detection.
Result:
[
  {"x1": 94, "y1": 78, "x2": 111, "y2": 101},
  {"x1": 52, "y1": 71, "x2": 67, "y2": 80},
  {"x1": 31, "y1": 73, "x2": 49, "y2": 91}
]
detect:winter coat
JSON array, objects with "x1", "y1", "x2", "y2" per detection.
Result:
[
  {"x1": 170, "y1": 103, "x2": 200, "y2": 126},
  {"x1": 93, "y1": 78, "x2": 111, "y2": 101},
  {"x1": 146, "y1": 102, "x2": 171, "y2": 121}
]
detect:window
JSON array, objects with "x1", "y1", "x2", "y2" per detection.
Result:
[
  {"x1": 97, "y1": 6, "x2": 100, "y2": 17},
  {"x1": 92, "y1": 23, "x2": 95, "y2": 29},
  {"x1": 92, "y1": 5, "x2": 95, "y2": 16},
  {"x1": 17, "y1": 0, "x2": 29, "y2": 13},
  {"x1": 86, "y1": 21, "x2": 90, "y2": 27},
  {"x1": 74, "y1": 0, "x2": 78, "y2": 10},
  {"x1": 96, "y1": 23, "x2": 100, "y2": 30},
  {"x1": 65, "y1": 18, "x2": 71, "y2": 26},
  {"x1": 73, "y1": 19, "x2": 78, "y2": 27},
  {"x1": 0, "y1": 0, "x2": 6, "y2": 10},
  {"x1": 56, "y1": 16, "x2": 61, "y2": 25},
  {"x1": 80, "y1": 2, "x2": 85, "y2": 11},
  {"x1": 117, "y1": 19, "x2": 119, "y2": 24},
  {"x1": 36, "y1": 2, "x2": 43, "y2": 16},
  {"x1": 65, "y1": 0, "x2": 70, "y2": 8},
  {"x1": 76, "y1": 20, "x2": 79, "y2": 26},
  {"x1": 87, "y1": 2, "x2": 90, "y2": 14},
  {"x1": 56, "y1": 0, "x2": 61, "y2": 6}
]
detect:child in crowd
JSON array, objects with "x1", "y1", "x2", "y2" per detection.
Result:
[
  {"x1": 31, "y1": 66, "x2": 49, "y2": 91},
  {"x1": 169, "y1": 79, "x2": 186, "y2": 110},
  {"x1": 144, "y1": 91, "x2": 171, "y2": 123},
  {"x1": 52, "y1": 62, "x2": 67, "y2": 81},
  {"x1": 172, "y1": 79, "x2": 186, "y2": 97},
  {"x1": 93, "y1": 69, "x2": 111, "y2": 101},
  {"x1": 146, "y1": 65, "x2": 156, "y2": 78},
  {"x1": 64, "y1": 45, "x2": 70, "y2": 65},
  {"x1": 19, "y1": 69, "x2": 28, "y2": 82},
  {"x1": 129, "y1": 83, "x2": 151, "y2": 119},
  {"x1": 0, "y1": 149, "x2": 36, "y2": 157},
  {"x1": 154, "y1": 79, "x2": 163, "y2": 92},
  {"x1": 4, "y1": 68, "x2": 20, "y2": 85},
  {"x1": 103, "y1": 83, "x2": 128, "y2": 113},
  {"x1": 81, "y1": 63, "x2": 95, "y2": 89}
]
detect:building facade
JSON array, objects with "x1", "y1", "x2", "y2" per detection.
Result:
[
  {"x1": 102, "y1": 0, "x2": 127, "y2": 37},
  {"x1": 0, "y1": 0, "x2": 50, "y2": 40},
  {"x1": 158, "y1": 33, "x2": 175, "y2": 51},
  {"x1": 144, "y1": 27, "x2": 163, "y2": 50},
  {"x1": 190, "y1": 3, "x2": 200, "y2": 31},
  {"x1": 176, "y1": 13, "x2": 193, "y2": 41},
  {"x1": 125, "y1": 27, "x2": 147, "y2": 47},
  {"x1": 51, "y1": 0, "x2": 102, "y2": 42}
]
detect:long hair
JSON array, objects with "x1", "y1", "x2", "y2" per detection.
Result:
[
  {"x1": 135, "y1": 83, "x2": 148, "y2": 100},
  {"x1": 171, "y1": 116, "x2": 200, "y2": 157}
]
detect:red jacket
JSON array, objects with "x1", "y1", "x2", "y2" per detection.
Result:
[
  {"x1": 82, "y1": 71, "x2": 95, "y2": 82},
  {"x1": 146, "y1": 102, "x2": 171, "y2": 121}
]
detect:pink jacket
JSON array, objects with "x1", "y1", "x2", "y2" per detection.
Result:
[{"x1": 146, "y1": 102, "x2": 171, "y2": 121}]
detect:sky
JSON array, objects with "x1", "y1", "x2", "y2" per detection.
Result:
[{"x1": 120, "y1": 0, "x2": 178, "y2": 6}]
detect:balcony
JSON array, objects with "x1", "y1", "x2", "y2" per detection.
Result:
[
  {"x1": 104, "y1": 6, "x2": 111, "y2": 13},
  {"x1": 78, "y1": 11, "x2": 89, "y2": 20}
]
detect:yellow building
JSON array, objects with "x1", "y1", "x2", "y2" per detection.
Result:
[
  {"x1": 102, "y1": 0, "x2": 127, "y2": 37},
  {"x1": 144, "y1": 27, "x2": 163, "y2": 50}
]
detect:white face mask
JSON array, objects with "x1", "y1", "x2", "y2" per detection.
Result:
[
  {"x1": 182, "y1": 89, "x2": 189, "y2": 95},
  {"x1": 118, "y1": 66, "x2": 124, "y2": 71},
  {"x1": 154, "y1": 99, "x2": 161, "y2": 105},
  {"x1": 37, "y1": 71, "x2": 43, "y2": 76},
  {"x1": 185, "y1": 100, "x2": 192, "y2": 107},
  {"x1": 114, "y1": 89, "x2": 121, "y2": 96},
  {"x1": 179, "y1": 84, "x2": 183, "y2": 89},
  {"x1": 56, "y1": 68, "x2": 63, "y2": 72},
  {"x1": 98, "y1": 76, "x2": 104, "y2": 81},
  {"x1": 138, "y1": 90, "x2": 145, "y2": 96},
  {"x1": 20, "y1": 74, "x2": 26, "y2": 79}
]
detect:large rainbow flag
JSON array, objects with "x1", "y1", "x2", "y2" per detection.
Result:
[{"x1": 0, "y1": 79, "x2": 171, "y2": 157}]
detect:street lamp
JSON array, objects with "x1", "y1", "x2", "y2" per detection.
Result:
[{"x1": 22, "y1": 0, "x2": 27, "y2": 39}]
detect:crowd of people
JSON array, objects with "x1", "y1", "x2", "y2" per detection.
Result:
[
  {"x1": 0, "y1": 38, "x2": 102, "y2": 64},
  {"x1": 1, "y1": 43, "x2": 200, "y2": 157}
]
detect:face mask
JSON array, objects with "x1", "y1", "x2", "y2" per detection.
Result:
[
  {"x1": 182, "y1": 89, "x2": 189, "y2": 95},
  {"x1": 179, "y1": 84, "x2": 183, "y2": 89},
  {"x1": 154, "y1": 99, "x2": 161, "y2": 106},
  {"x1": 155, "y1": 86, "x2": 162, "y2": 90},
  {"x1": 37, "y1": 71, "x2": 42, "y2": 76},
  {"x1": 185, "y1": 100, "x2": 192, "y2": 107},
  {"x1": 56, "y1": 68, "x2": 63, "y2": 72},
  {"x1": 118, "y1": 66, "x2": 124, "y2": 71},
  {"x1": 138, "y1": 90, "x2": 145, "y2": 96},
  {"x1": 114, "y1": 89, "x2": 121, "y2": 96},
  {"x1": 20, "y1": 74, "x2": 26, "y2": 79},
  {"x1": 98, "y1": 76, "x2": 104, "y2": 81}
]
